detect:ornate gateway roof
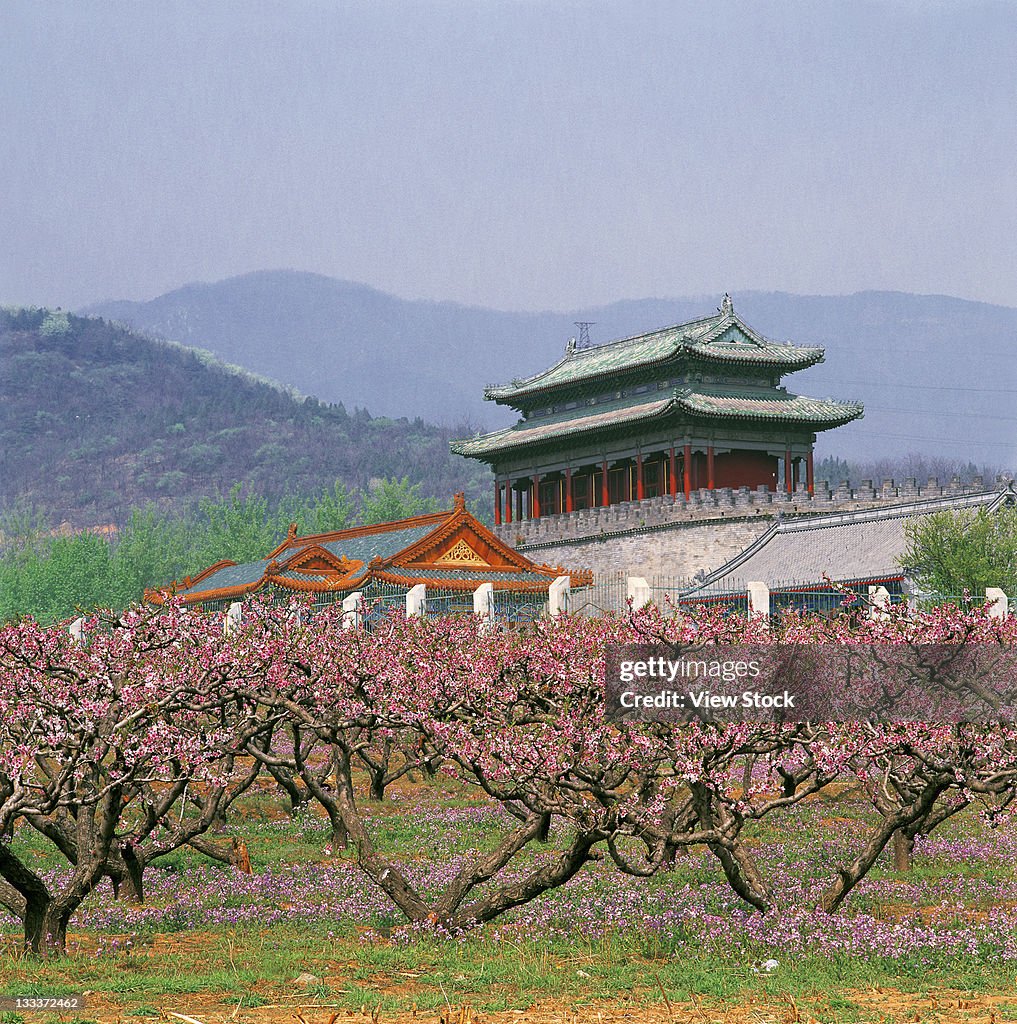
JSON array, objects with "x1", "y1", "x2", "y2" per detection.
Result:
[{"x1": 147, "y1": 494, "x2": 591, "y2": 606}]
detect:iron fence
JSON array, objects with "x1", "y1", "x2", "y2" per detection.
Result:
[
  {"x1": 490, "y1": 589, "x2": 548, "y2": 625},
  {"x1": 426, "y1": 588, "x2": 477, "y2": 618},
  {"x1": 361, "y1": 581, "x2": 408, "y2": 628},
  {"x1": 179, "y1": 579, "x2": 1012, "y2": 632},
  {"x1": 569, "y1": 571, "x2": 628, "y2": 616}
]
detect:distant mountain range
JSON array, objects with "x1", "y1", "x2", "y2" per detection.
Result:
[{"x1": 85, "y1": 271, "x2": 1017, "y2": 468}]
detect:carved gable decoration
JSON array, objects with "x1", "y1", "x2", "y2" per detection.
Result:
[
  {"x1": 434, "y1": 538, "x2": 489, "y2": 567},
  {"x1": 296, "y1": 555, "x2": 338, "y2": 571},
  {"x1": 711, "y1": 324, "x2": 761, "y2": 348},
  {"x1": 284, "y1": 545, "x2": 354, "y2": 575}
]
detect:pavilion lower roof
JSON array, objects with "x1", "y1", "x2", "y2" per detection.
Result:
[{"x1": 452, "y1": 387, "x2": 863, "y2": 459}]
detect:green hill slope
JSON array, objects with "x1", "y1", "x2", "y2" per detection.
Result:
[{"x1": 0, "y1": 307, "x2": 488, "y2": 526}]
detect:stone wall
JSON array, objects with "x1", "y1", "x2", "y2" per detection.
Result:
[{"x1": 495, "y1": 476, "x2": 1000, "y2": 581}]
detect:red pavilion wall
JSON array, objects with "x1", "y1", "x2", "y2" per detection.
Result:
[{"x1": 713, "y1": 450, "x2": 778, "y2": 490}]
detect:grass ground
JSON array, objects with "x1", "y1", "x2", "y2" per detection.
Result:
[{"x1": 3, "y1": 777, "x2": 1017, "y2": 1024}]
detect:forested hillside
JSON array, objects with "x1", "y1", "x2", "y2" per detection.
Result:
[{"x1": 0, "y1": 307, "x2": 488, "y2": 527}]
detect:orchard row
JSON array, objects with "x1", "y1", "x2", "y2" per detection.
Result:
[{"x1": 0, "y1": 598, "x2": 1015, "y2": 955}]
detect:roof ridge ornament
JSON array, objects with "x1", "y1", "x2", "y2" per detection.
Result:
[{"x1": 719, "y1": 293, "x2": 733, "y2": 316}]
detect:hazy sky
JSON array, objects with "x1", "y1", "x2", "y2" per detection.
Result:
[{"x1": 4, "y1": 0, "x2": 1017, "y2": 311}]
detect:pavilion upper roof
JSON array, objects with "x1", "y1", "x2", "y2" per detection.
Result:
[
  {"x1": 452, "y1": 385, "x2": 863, "y2": 460},
  {"x1": 485, "y1": 302, "x2": 825, "y2": 405}
]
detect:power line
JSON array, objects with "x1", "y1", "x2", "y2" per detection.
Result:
[
  {"x1": 838, "y1": 428, "x2": 1016, "y2": 449},
  {"x1": 811, "y1": 377, "x2": 1017, "y2": 396},
  {"x1": 860, "y1": 405, "x2": 1017, "y2": 423}
]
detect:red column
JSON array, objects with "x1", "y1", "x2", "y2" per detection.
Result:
[
  {"x1": 565, "y1": 468, "x2": 573, "y2": 513},
  {"x1": 683, "y1": 444, "x2": 692, "y2": 499},
  {"x1": 494, "y1": 481, "x2": 501, "y2": 525},
  {"x1": 532, "y1": 474, "x2": 541, "y2": 518},
  {"x1": 669, "y1": 447, "x2": 677, "y2": 497},
  {"x1": 601, "y1": 459, "x2": 609, "y2": 507},
  {"x1": 784, "y1": 448, "x2": 793, "y2": 494},
  {"x1": 806, "y1": 451, "x2": 815, "y2": 495},
  {"x1": 707, "y1": 446, "x2": 715, "y2": 490},
  {"x1": 636, "y1": 452, "x2": 645, "y2": 500},
  {"x1": 505, "y1": 479, "x2": 512, "y2": 523}
]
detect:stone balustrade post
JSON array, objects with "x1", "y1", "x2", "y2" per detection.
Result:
[
  {"x1": 867, "y1": 586, "x2": 890, "y2": 621},
  {"x1": 224, "y1": 601, "x2": 243, "y2": 636},
  {"x1": 627, "y1": 576, "x2": 652, "y2": 609},
  {"x1": 986, "y1": 588, "x2": 1009, "y2": 619},
  {"x1": 747, "y1": 581, "x2": 770, "y2": 623},
  {"x1": 341, "y1": 591, "x2": 364, "y2": 630},
  {"x1": 406, "y1": 584, "x2": 427, "y2": 618},
  {"x1": 473, "y1": 582, "x2": 494, "y2": 629},
  {"x1": 548, "y1": 576, "x2": 571, "y2": 617}
]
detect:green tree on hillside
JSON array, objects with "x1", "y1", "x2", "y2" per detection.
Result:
[
  {"x1": 360, "y1": 477, "x2": 441, "y2": 525},
  {"x1": 300, "y1": 480, "x2": 355, "y2": 535}
]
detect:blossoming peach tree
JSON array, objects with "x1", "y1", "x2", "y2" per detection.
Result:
[{"x1": 0, "y1": 604, "x2": 275, "y2": 953}]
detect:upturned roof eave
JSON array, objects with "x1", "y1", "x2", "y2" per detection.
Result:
[
  {"x1": 451, "y1": 396, "x2": 677, "y2": 460},
  {"x1": 483, "y1": 313, "x2": 724, "y2": 402},
  {"x1": 676, "y1": 398, "x2": 865, "y2": 429}
]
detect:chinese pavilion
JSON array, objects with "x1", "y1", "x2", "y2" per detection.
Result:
[
  {"x1": 145, "y1": 493, "x2": 591, "y2": 608},
  {"x1": 452, "y1": 296, "x2": 863, "y2": 523}
]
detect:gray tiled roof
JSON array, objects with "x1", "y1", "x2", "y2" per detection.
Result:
[
  {"x1": 186, "y1": 559, "x2": 271, "y2": 593},
  {"x1": 320, "y1": 524, "x2": 436, "y2": 563},
  {"x1": 698, "y1": 488, "x2": 1015, "y2": 592}
]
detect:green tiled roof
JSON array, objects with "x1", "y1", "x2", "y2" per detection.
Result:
[
  {"x1": 676, "y1": 389, "x2": 863, "y2": 426},
  {"x1": 452, "y1": 386, "x2": 863, "y2": 459},
  {"x1": 485, "y1": 312, "x2": 824, "y2": 402},
  {"x1": 321, "y1": 523, "x2": 435, "y2": 563},
  {"x1": 275, "y1": 569, "x2": 337, "y2": 582},
  {"x1": 180, "y1": 559, "x2": 271, "y2": 594},
  {"x1": 452, "y1": 394, "x2": 672, "y2": 457}
]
